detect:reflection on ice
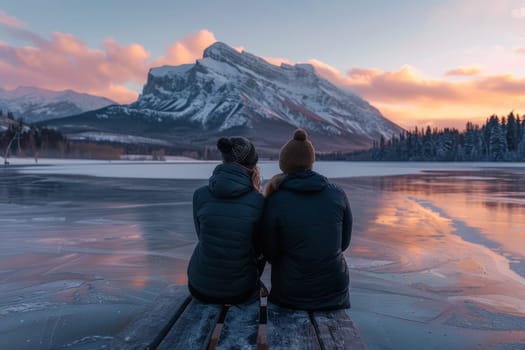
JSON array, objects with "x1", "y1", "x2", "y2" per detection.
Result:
[
  {"x1": 347, "y1": 257, "x2": 395, "y2": 269},
  {"x1": 336, "y1": 167, "x2": 525, "y2": 348},
  {"x1": 1, "y1": 162, "x2": 525, "y2": 349}
]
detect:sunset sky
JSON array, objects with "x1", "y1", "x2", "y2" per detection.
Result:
[{"x1": 1, "y1": 0, "x2": 525, "y2": 130}]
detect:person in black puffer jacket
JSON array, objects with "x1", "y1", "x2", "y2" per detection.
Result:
[
  {"x1": 262, "y1": 129, "x2": 352, "y2": 311},
  {"x1": 187, "y1": 136, "x2": 265, "y2": 304}
]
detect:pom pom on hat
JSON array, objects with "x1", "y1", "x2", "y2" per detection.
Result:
[
  {"x1": 293, "y1": 129, "x2": 307, "y2": 141},
  {"x1": 217, "y1": 137, "x2": 233, "y2": 153},
  {"x1": 279, "y1": 128, "x2": 316, "y2": 174}
]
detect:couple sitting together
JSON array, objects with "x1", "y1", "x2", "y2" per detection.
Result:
[{"x1": 187, "y1": 129, "x2": 352, "y2": 311}]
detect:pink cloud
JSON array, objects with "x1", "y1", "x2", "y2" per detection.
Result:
[
  {"x1": 0, "y1": 29, "x2": 149, "y2": 102},
  {"x1": 101, "y1": 38, "x2": 151, "y2": 82},
  {"x1": 1, "y1": 9, "x2": 523, "y2": 130},
  {"x1": 0, "y1": 9, "x2": 24, "y2": 29},
  {"x1": 0, "y1": 11, "x2": 218, "y2": 103},
  {"x1": 153, "y1": 30, "x2": 216, "y2": 66},
  {"x1": 512, "y1": 5, "x2": 525, "y2": 19},
  {"x1": 258, "y1": 54, "x2": 525, "y2": 129},
  {"x1": 297, "y1": 59, "x2": 525, "y2": 129}
]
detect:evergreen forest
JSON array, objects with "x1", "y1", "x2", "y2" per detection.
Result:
[{"x1": 353, "y1": 112, "x2": 525, "y2": 161}]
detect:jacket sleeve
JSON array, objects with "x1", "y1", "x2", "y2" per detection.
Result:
[
  {"x1": 252, "y1": 196, "x2": 265, "y2": 257},
  {"x1": 341, "y1": 192, "x2": 352, "y2": 251},
  {"x1": 192, "y1": 189, "x2": 201, "y2": 239},
  {"x1": 261, "y1": 197, "x2": 279, "y2": 264},
  {"x1": 251, "y1": 195, "x2": 266, "y2": 276}
]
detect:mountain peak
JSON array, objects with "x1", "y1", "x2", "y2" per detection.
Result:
[
  {"x1": 0, "y1": 86, "x2": 115, "y2": 122},
  {"x1": 46, "y1": 42, "x2": 403, "y2": 154},
  {"x1": 202, "y1": 42, "x2": 239, "y2": 60},
  {"x1": 201, "y1": 42, "x2": 273, "y2": 72}
]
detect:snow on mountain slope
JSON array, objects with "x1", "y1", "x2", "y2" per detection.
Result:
[
  {"x1": 135, "y1": 42, "x2": 402, "y2": 140},
  {"x1": 45, "y1": 42, "x2": 403, "y2": 153},
  {"x1": 0, "y1": 87, "x2": 115, "y2": 122}
]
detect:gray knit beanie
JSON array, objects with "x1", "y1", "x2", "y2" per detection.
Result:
[{"x1": 217, "y1": 136, "x2": 258, "y2": 169}]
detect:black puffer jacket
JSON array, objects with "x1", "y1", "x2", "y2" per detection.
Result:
[
  {"x1": 261, "y1": 170, "x2": 352, "y2": 310},
  {"x1": 188, "y1": 163, "x2": 264, "y2": 304}
]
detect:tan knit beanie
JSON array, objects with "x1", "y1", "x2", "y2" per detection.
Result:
[{"x1": 279, "y1": 129, "x2": 316, "y2": 174}]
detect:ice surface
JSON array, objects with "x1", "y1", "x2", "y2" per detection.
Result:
[
  {"x1": 67, "y1": 132, "x2": 172, "y2": 145},
  {"x1": 8, "y1": 157, "x2": 525, "y2": 180},
  {"x1": 1, "y1": 162, "x2": 525, "y2": 349}
]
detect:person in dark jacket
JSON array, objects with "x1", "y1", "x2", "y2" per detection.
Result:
[
  {"x1": 187, "y1": 136, "x2": 265, "y2": 304},
  {"x1": 261, "y1": 129, "x2": 352, "y2": 311}
]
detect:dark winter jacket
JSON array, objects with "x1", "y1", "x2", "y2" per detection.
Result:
[
  {"x1": 187, "y1": 162, "x2": 265, "y2": 304},
  {"x1": 261, "y1": 170, "x2": 352, "y2": 310}
]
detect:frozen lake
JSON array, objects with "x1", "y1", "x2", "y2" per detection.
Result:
[{"x1": 1, "y1": 160, "x2": 525, "y2": 349}]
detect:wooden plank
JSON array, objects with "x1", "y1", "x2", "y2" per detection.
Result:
[
  {"x1": 157, "y1": 299, "x2": 222, "y2": 350},
  {"x1": 111, "y1": 284, "x2": 192, "y2": 350},
  {"x1": 312, "y1": 310, "x2": 366, "y2": 350},
  {"x1": 267, "y1": 303, "x2": 321, "y2": 350},
  {"x1": 215, "y1": 300, "x2": 260, "y2": 350}
]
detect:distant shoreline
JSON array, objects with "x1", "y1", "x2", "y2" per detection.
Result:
[{"x1": 4, "y1": 157, "x2": 525, "y2": 180}]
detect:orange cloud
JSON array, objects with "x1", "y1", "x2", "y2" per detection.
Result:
[
  {"x1": 261, "y1": 53, "x2": 525, "y2": 130},
  {"x1": 153, "y1": 30, "x2": 216, "y2": 66},
  {"x1": 303, "y1": 61, "x2": 525, "y2": 130},
  {"x1": 514, "y1": 47, "x2": 525, "y2": 54},
  {"x1": 263, "y1": 56, "x2": 294, "y2": 68},
  {"x1": 445, "y1": 66, "x2": 483, "y2": 76},
  {"x1": 338, "y1": 65, "x2": 459, "y2": 103}
]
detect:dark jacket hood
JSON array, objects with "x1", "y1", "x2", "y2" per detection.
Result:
[
  {"x1": 280, "y1": 170, "x2": 328, "y2": 193},
  {"x1": 209, "y1": 162, "x2": 253, "y2": 198}
]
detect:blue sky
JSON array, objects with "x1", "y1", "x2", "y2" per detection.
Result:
[{"x1": 1, "y1": 0, "x2": 525, "y2": 128}]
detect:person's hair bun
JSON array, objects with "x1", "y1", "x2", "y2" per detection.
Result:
[
  {"x1": 293, "y1": 129, "x2": 307, "y2": 141},
  {"x1": 217, "y1": 137, "x2": 232, "y2": 153}
]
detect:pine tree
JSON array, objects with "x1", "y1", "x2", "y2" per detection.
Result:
[
  {"x1": 463, "y1": 122, "x2": 476, "y2": 160},
  {"x1": 516, "y1": 114, "x2": 522, "y2": 158},
  {"x1": 506, "y1": 112, "x2": 519, "y2": 152},
  {"x1": 421, "y1": 126, "x2": 434, "y2": 160},
  {"x1": 518, "y1": 118, "x2": 525, "y2": 159},
  {"x1": 489, "y1": 120, "x2": 507, "y2": 160},
  {"x1": 367, "y1": 112, "x2": 523, "y2": 161}
]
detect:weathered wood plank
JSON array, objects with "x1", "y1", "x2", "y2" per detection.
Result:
[
  {"x1": 157, "y1": 299, "x2": 222, "y2": 350},
  {"x1": 111, "y1": 284, "x2": 191, "y2": 350},
  {"x1": 267, "y1": 303, "x2": 321, "y2": 350},
  {"x1": 216, "y1": 300, "x2": 260, "y2": 350},
  {"x1": 312, "y1": 310, "x2": 366, "y2": 350}
]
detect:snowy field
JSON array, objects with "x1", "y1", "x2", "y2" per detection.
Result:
[
  {"x1": 6, "y1": 156, "x2": 525, "y2": 179},
  {"x1": 1, "y1": 159, "x2": 525, "y2": 349}
]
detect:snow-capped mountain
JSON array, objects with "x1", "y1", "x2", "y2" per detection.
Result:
[
  {"x1": 45, "y1": 42, "x2": 403, "y2": 154},
  {"x1": 0, "y1": 87, "x2": 115, "y2": 123}
]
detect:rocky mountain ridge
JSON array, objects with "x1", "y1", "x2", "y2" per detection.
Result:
[
  {"x1": 42, "y1": 42, "x2": 403, "y2": 154},
  {"x1": 0, "y1": 86, "x2": 115, "y2": 123}
]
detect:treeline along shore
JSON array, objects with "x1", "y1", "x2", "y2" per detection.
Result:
[
  {"x1": 2, "y1": 110, "x2": 525, "y2": 162},
  {"x1": 327, "y1": 112, "x2": 525, "y2": 162}
]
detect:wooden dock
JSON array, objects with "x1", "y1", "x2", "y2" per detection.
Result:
[{"x1": 111, "y1": 285, "x2": 365, "y2": 349}]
